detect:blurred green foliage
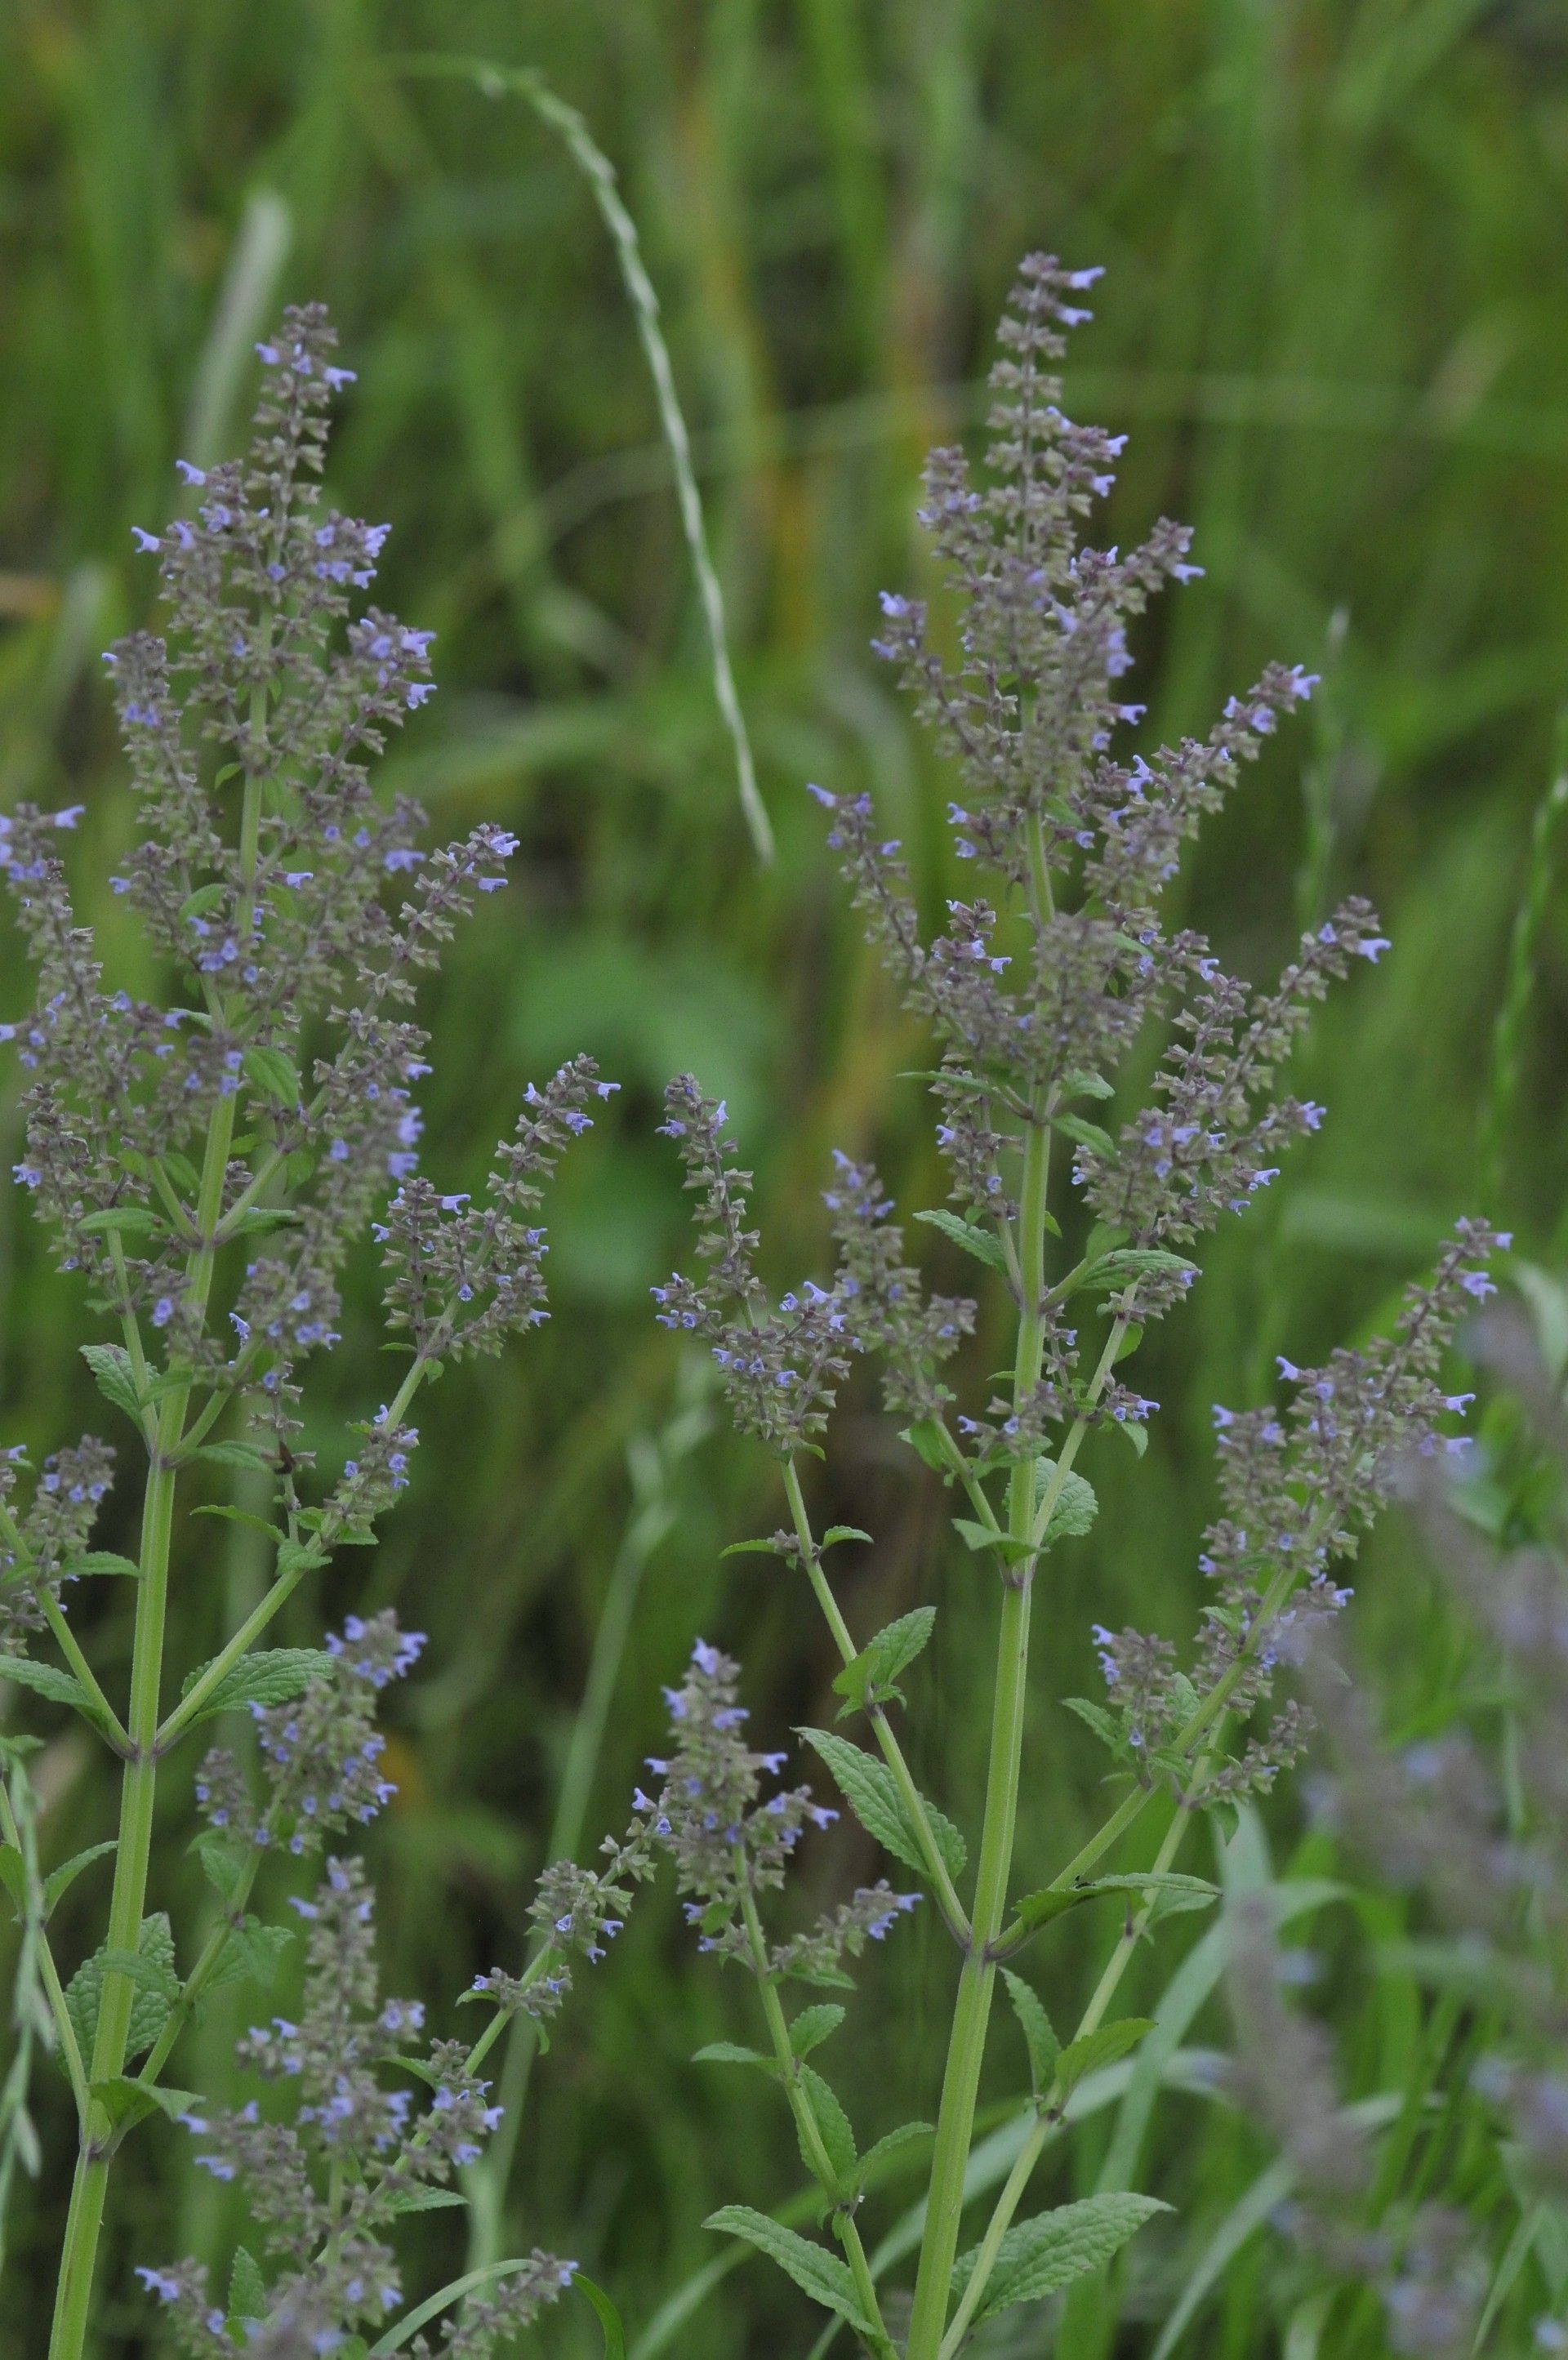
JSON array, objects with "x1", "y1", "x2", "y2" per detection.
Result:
[{"x1": 1, "y1": 1, "x2": 1566, "y2": 2349}]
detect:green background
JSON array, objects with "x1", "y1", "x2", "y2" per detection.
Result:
[{"x1": 1, "y1": 2, "x2": 1565, "y2": 2350}]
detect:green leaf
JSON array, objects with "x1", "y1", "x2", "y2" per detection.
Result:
[
  {"x1": 192, "y1": 1829, "x2": 249, "y2": 1904},
  {"x1": 0, "y1": 1655, "x2": 96, "y2": 1717},
  {"x1": 189, "y1": 1440, "x2": 277, "y2": 1472},
  {"x1": 831, "y1": 1606, "x2": 936, "y2": 1717},
  {"x1": 951, "y1": 1518, "x2": 1035, "y2": 1565},
  {"x1": 1052, "y1": 1112, "x2": 1116, "y2": 1159},
  {"x1": 1089, "y1": 1247, "x2": 1196, "y2": 1289},
  {"x1": 572, "y1": 2273, "x2": 627, "y2": 2360},
  {"x1": 854, "y1": 2120, "x2": 934, "y2": 2189},
  {"x1": 179, "y1": 1647, "x2": 332, "y2": 1724},
  {"x1": 1034, "y1": 1460, "x2": 1098, "y2": 1543},
  {"x1": 206, "y1": 1917, "x2": 295, "y2": 1993},
  {"x1": 243, "y1": 1045, "x2": 302, "y2": 1107},
  {"x1": 798, "y1": 2063, "x2": 857, "y2": 2188},
  {"x1": 190, "y1": 1503, "x2": 285, "y2": 1538},
  {"x1": 1062, "y1": 1069, "x2": 1115, "y2": 1101},
  {"x1": 229, "y1": 2247, "x2": 269, "y2": 2324},
  {"x1": 89, "y1": 2077, "x2": 199, "y2": 2146},
  {"x1": 692, "y1": 2041, "x2": 773, "y2": 2072},
  {"x1": 65, "y1": 1551, "x2": 143, "y2": 1581},
  {"x1": 65, "y1": 1915, "x2": 178, "y2": 2067},
  {"x1": 1051, "y1": 2019, "x2": 1156, "y2": 2104},
  {"x1": 179, "y1": 883, "x2": 229, "y2": 921},
  {"x1": 1116, "y1": 1417, "x2": 1149, "y2": 1458},
  {"x1": 79, "y1": 1343, "x2": 145, "y2": 1426},
  {"x1": 798, "y1": 1728, "x2": 967, "y2": 1882},
  {"x1": 380, "y1": 2185, "x2": 470, "y2": 2217},
  {"x1": 952, "y1": 2191, "x2": 1171, "y2": 2322},
  {"x1": 1113, "y1": 1320, "x2": 1146, "y2": 1363},
  {"x1": 1013, "y1": 1875, "x2": 1217, "y2": 1937},
  {"x1": 1061, "y1": 1695, "x2": 1124, "y2": 1752},
  {"x1": 76, "y1": 1207, "x2": 158, "y2": 1237},
  {"x1": 820, "y1": 1525, "x2": 872, "y2": 1549},
  {"x1": 898, "y1": 1418, "x2": 951, "y2": 1475},
  {"x1": 789, "y1": 2004, "x2": 844, "y2": 2058},
  {"x1": 719, "y1": 1538, "x2": 785, "y2": 1561},
  {"x1": 1001, "y1": 1970, "x2": 1059, "y2": 2097},
  {"x1": 160, "y1": 1150, "x2": 201, "y2": 1193},
  {"x1": 702, "y1": 2206, "x2": 874, "y2": 2338},
  {"x1": 915, "y1": 1209, "x2": 1009, "y2": 1273},
  {"x1": 42, "y1": 1841, "x2": 118, "y2": 1917},
  {"x1": 228, "y1": 1206, "x2": 301, "y2": 1236}
]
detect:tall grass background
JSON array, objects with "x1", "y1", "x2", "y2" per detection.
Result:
[{"x1": 1, "y1": 2, "x2": 1566, "y2": 2349}]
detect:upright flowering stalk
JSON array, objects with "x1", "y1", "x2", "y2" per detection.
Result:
[
  {"x1": 0, "y1": 312, "x2": 608, "y2": 2358},
  {"x1": 655, "y1": 257, "x2": 1506, "y2": 2356}
]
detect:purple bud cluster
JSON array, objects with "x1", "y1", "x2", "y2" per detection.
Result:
[
  {"x1": 140, "y1": 1856, "x2": 575, "y2": 2359},
  {"x1": 0, "y1": 1435, "x2": 114, "y2": 1650},
  {"x1": 635, "y1": 1639, "x2": 919, "y2": 1981},
  {"x1": 1087, "y1": 1221, "x2": 1508, "y2": 1805},
  {"x1": 194, "y1": 1609, "x2": 424, "y2": 1855}
]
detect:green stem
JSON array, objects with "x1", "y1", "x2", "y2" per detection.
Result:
[
  {"x1": 47, "y1": 750, "x2": 260, "y2": 2358},
  {"x1": 903, "y1": 1109, "x2": 1052, "y2": 2360},
  {"x1": 937, "y1": 1788, "x2": 1198, "y2": 2357},
  {"x1": 738, "y1": 1876, "x2": 893, "y2": 2358},
  {"x1": 782, "y1": 1461, "x2": 969, "y2": 1946},
  {"x1": 37, "y1": 1593, "x2": 131, "y2": 1757},
  {"x1": 0, "y1": 1777, "x2": 90, "y2": 2122}
]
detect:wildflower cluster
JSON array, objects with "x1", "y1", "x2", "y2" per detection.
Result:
[
  {"x1": 1087, "y1": 1218, "x2": 1508, "y2": 1801},
  {"x1": 137, "y1": 1858, "x2": 576, "y2": 2358},
  {"x1": 636, "y1": 1638, "x2": 918, "y2": 1978},
  {"x1": 194, "y1": 1609, "x2": 424, "y2": 1856},
  {"x1": 0, "y1": 307, "x2": 606, "y2": 2360},
  {"x1": 649, "y1": 255, "x2": 1513, "y2": 2360},
  {"x1": 653, "y1": 1078, "x2": 972, "y2": 1449},
  {"x1": 1225, "y1": 1329, "x2": 1568, "y2": 2355}
]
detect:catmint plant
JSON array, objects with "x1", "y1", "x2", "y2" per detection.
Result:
[
  {"x1": 0, "y1": 310, "x2": 618, "y2": 2358},
  {"x1": 653, "y1": 256, "x2": 1506, "y2": 2356},
  {"x1": 1225, "y1": 1307, "x2": 1568, "y2": 2355}
]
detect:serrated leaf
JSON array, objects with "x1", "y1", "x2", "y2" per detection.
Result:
[
  {"x1": 1034, "y1": 1459, "x2": 1098, "y2": 1543},
  {"x1": 831, "y1": 1607, "x2": 936, "y2": 1717},
  {"x1": 915, "y1": 1209, "x2": 1009, "y2": 1273},
  {"x1": 953, "y1": 2191, "x2": 1170, "y2": 2322},
  {"x1": 702, "y1": 2207, "x2": 874, "y2": 2337},
  {"x1": 798, "y1": 1728, "x2": 966, "y2": 1882},
  {"x1": 192, "y1": 1829, "x2": 249, "y2": 1904},
  {"x1": 855, "y1": 2120, "x2": 933, "y2": 2188},
  {"x1": 1062, "y1": 1695, "x2": 1124, "y2": 1752},
  {"x1": 789, "y1": 2005, "x2": 844, "y2": 2058},
  {"x1": 206, "y1": 1917, "x2": 295, "y2": 1994},
  {"x1": 1051, "y1": 2019, "x2": 1156, "y2": 2104},
  {"x1": 65, "y1": 1914, "x2": 177, "y2": 2066},
  {"x1": 1001, "y1": 1970, "x2": 1059, "y2": 2097},
  {"x1": 79, "y1": 1343, "x2": 145, "y2": 1426},
  {"x1": 179, "y1": 1647, "x2": 332, "y2": 1724},
  {"x1": 799, "y1": 2063, "x2": 857, "y2": 2188},
  {"x1": 0, "y1": 1656, "x2": 94, "y2": 1713},
  {"x1": 1062, "y1": 1069, "x2": 1115, "y2": 1101},
  {"x1": 189, "y1": 1440, "x2": 277, "y2": 1472},
  {"x1": 229, "y1": 2247, "x2": 269, "y2": 2323},
  {"x1": 42, "y1": 1841, "x2": 118, "y2": 1917},
  {"x1": 1013, "y1": 1874, "x2": 1217, "y2": 1938},
  {"x1": 692, "y1": 2041, "x2": 773, "y2": 2071},
  {"x1": 243, "y1": 1046, "x2": 302, "y2": 1107},
  {"x1": 380, "y1": 2185, "x2": 470, "y2": 2217},
  {"x1": 64, "y1": 1550, "x2": 142, "y2": 1580},
  {"x1": 1052, "y1": 1113, "x2": 1116, "y2": 1159}
]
